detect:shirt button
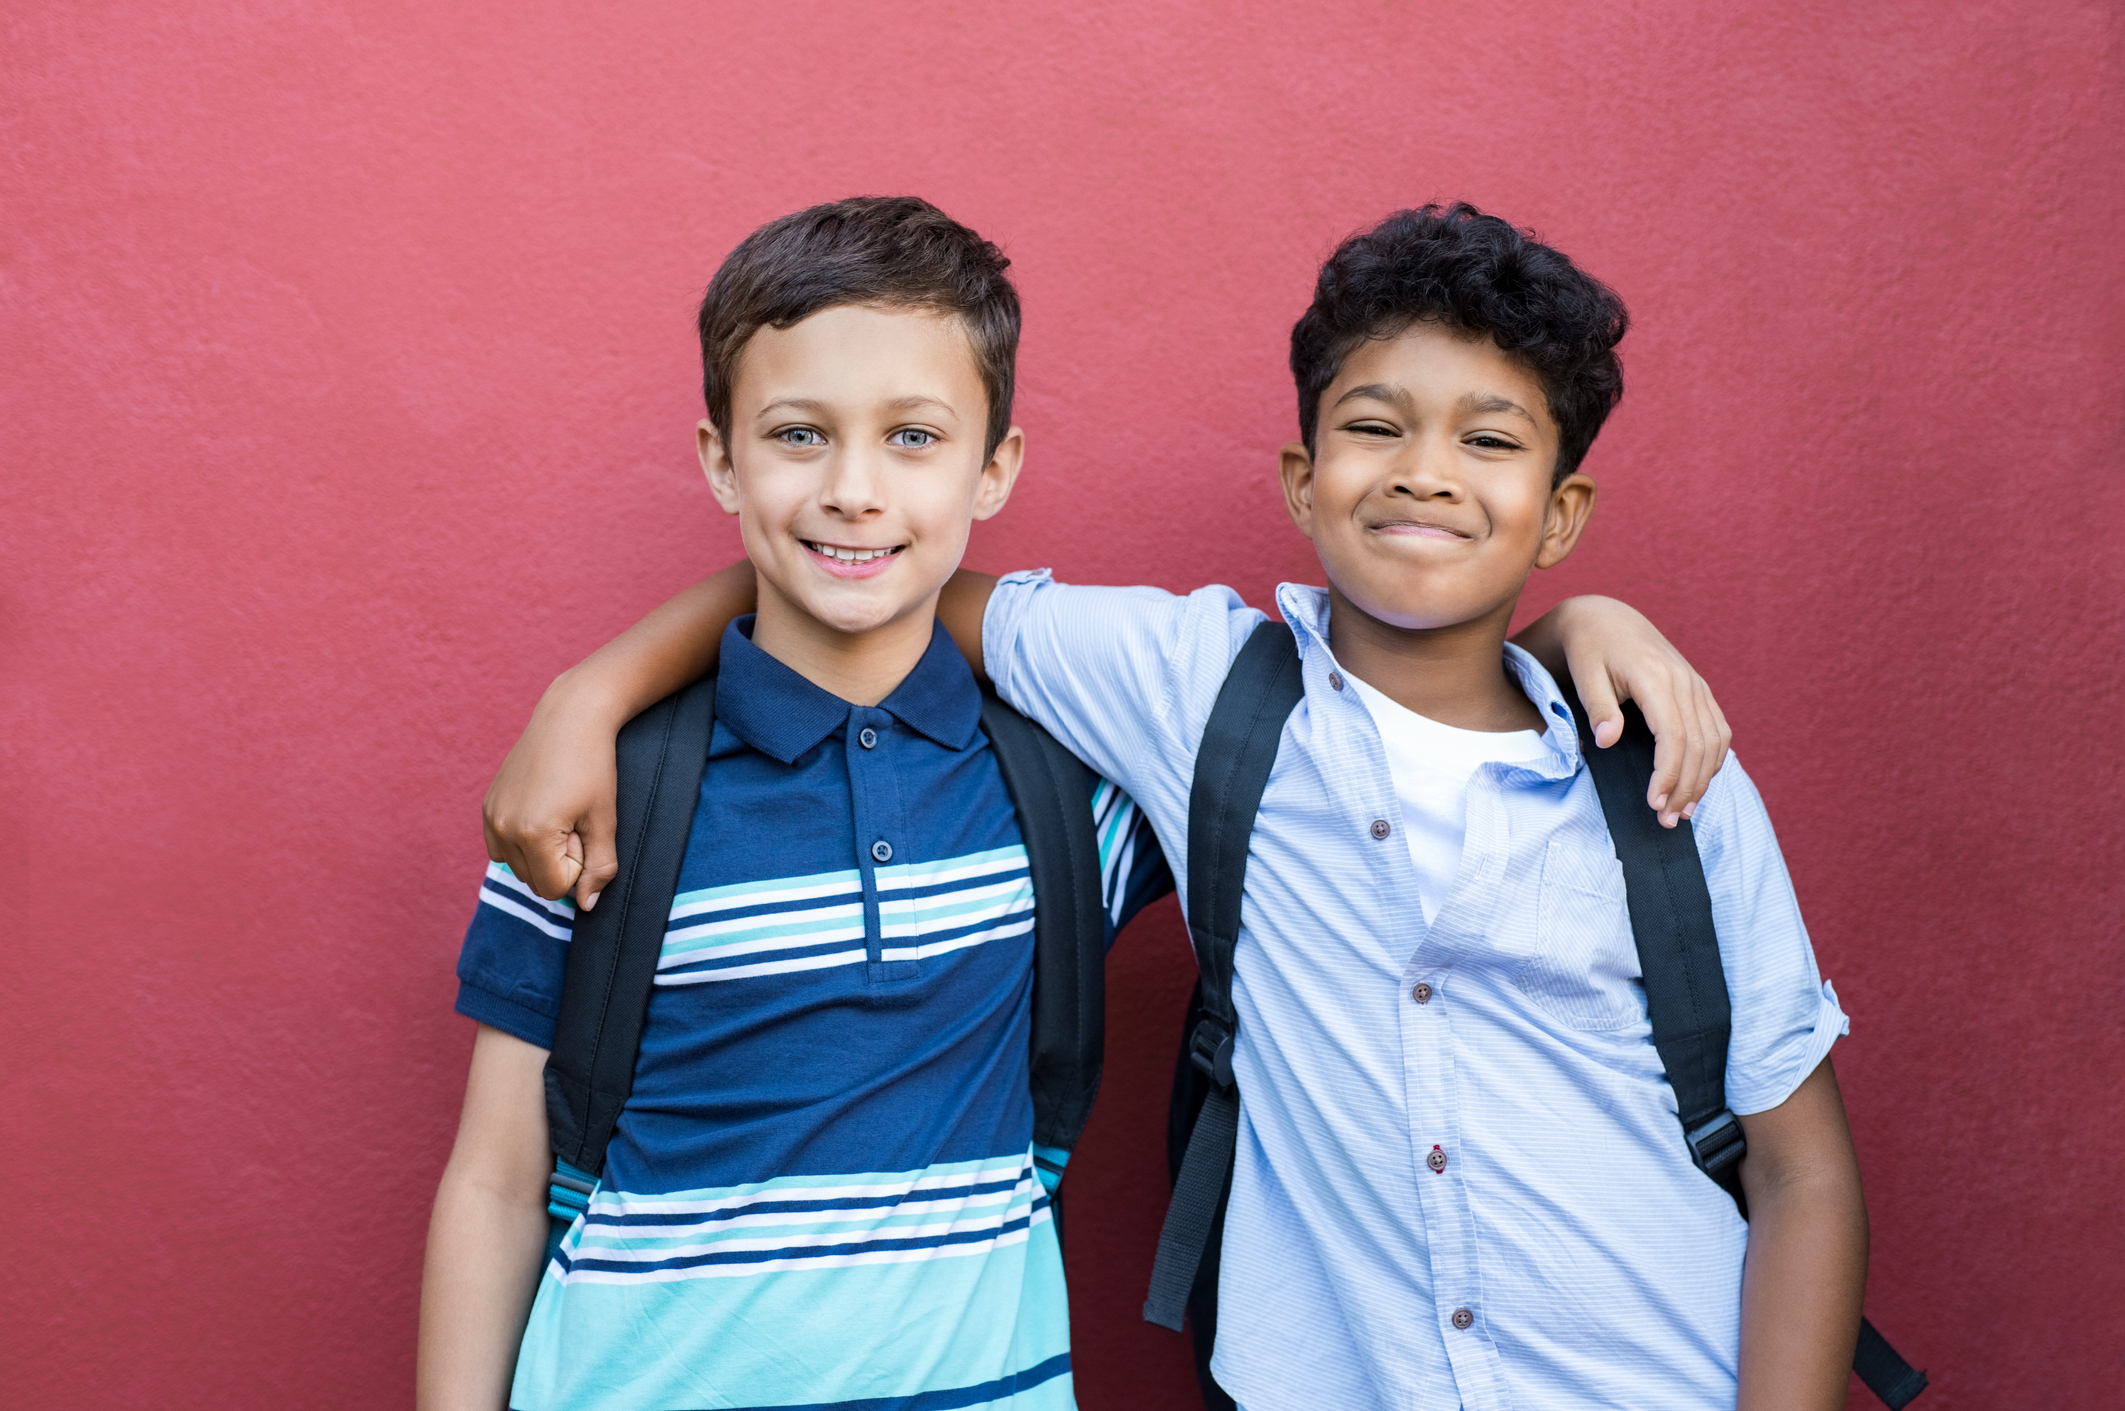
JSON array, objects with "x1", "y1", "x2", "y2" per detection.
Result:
[
  {"x1": 1427, "y1": 1145, "x2": 1448, "y2": 1174},
  {"x1": 871, "y1": 840, "x2": 893, "y2": 863},
  {"x1": 1451, "y1": 1308, "x2": 1475, "y2": 1331},
  {"x1": 1370, "y1": 819, "x2": 1391, "y2": 841},
  {"x1": 858, "y1": 727, "x2": 878, "y2": 749},
  {"x1": 1412, "y1": 982, "x2": 1433, "y2": 1005},
  {"x1": 1328, "y1": 671, "x2": 1344, "y2": 691}
]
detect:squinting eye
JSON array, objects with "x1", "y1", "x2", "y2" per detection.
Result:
[
  {"x1": 1468, "y1": 435, "x2": 1519, "y2": 450},
  {"x1": 776, "y1": 427, "x2": 825, "y2": 447},
  {"x1": 888, "y1": 429, "x2": 936, "y2": 448}
]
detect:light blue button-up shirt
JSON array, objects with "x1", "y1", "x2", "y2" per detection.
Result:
[{"x1": 985, "y1": 573, "x2": 1848, "y2": 1411}]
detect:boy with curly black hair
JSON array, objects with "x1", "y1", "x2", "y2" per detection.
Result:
[{"x1": 479, "y1": 204, "x2": 1854, "y2": 1411}]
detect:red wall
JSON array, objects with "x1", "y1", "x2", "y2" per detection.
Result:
[{"x1": 6, "y1": 2, "x2": 2121, "y2": 1405}]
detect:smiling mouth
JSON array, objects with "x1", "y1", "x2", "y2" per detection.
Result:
[
  {"x1": 803, "y1": 540, "x2": 905, "y2": 564},
  {"x1": 1371, "y1": 520, "x2": 1471, "y2": 540}
]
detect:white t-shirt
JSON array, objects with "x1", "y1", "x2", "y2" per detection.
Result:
[{"x1": 1342, "y1": 670, "x2": 1553, "y2": 926}]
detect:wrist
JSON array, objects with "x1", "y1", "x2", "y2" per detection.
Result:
[{"x1": 538, "y1": 664, "x2": 636, "y2": 732}]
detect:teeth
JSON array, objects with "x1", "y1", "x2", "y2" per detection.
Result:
[{"x1": 809, "y1": 542, "x2": 896, "y2": 564}]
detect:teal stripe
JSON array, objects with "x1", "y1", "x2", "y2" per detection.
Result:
[
  {"x1": 671, "y1": 867, "x2": 862, "y2": 912},
  {"x1": 512, "y1": 1198, "x2": 1067, "y2": 1411}
]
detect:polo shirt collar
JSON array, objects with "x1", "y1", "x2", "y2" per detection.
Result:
[{"x1": 714, "y1": 616, "x2": 983, "y2": 764}]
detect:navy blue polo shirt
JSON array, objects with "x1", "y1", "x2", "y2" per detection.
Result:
[{"x1": 455, "y1": 618, "x2": 1169, "y2": 1411}]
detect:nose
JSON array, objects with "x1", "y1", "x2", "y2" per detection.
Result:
[
  {"x1": 1386, "y1": 428, "x2": 1462, "y2": 501},
  {"x1": 818, "y1": 443, "x2": 888, "y2": 519}
]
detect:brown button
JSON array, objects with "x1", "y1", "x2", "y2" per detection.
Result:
[
  {"x1": 1412, "y1": 982, "x2": 1433, "y2": 1005},
  {"x1": 1451, "y1": 1308, "x2": 1475, "y2": 1331},
  {"x1": 1370, "y1": 818, "x2": 1391, "y2": 840},
  {"x1": 1328, "y1": 671, "x2": 1345, "y2": 691},
  {"x1": 1426, "y1": 1144, "x2": 1448, "y2": 1174}
]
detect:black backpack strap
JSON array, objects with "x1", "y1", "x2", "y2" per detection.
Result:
[
  {"x1": 542, "y1": 675, "x2": 718, "y2": 1238},
  {"x1": 978, "y1": 689, "x2": 1107, "y2": 1210},
  {"x1": 1568, "y1": 695, "x2": 1926, "y2": 1407},
  {"x1": 1143, "y1": 621, "x2": 1305, "y2": 1332},
  {"x1": 1565, "y1": 697, "x2": 1745, "y2": 1198}
]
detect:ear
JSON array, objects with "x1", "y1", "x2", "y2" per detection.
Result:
[
  {"x1": 1279, "y1": 441, "x2": 1320, "y2": 541},
  {"x1": 969, "y1": 425, "x2": 1026, "y2": 522},
  {"x1": 1535, "y1": 471, "x2": 1598, "y2": 569},
  {"x1": 699, "y1": 419, "x2": 741, "y2": 516}
]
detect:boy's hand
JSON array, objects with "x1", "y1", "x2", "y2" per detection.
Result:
[
  {"x1": 483, "y1": 676, "x2": 623, "y2": 909},
  {"x1": 1513, "y1": 595, "x2": 1733, "y2": 827}
]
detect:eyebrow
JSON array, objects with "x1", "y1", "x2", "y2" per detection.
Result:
[
  {"x1": 1332, "y1": 382, "x2": 1411, "y2": 411},
  {"x1": 1456, "y1": 392, "x2": 1539, "y2": 425},
  {"x1": 756, "y1": 395, "x2": 959, "y2": 419}
]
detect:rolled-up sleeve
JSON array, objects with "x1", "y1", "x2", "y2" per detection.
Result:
[
  {"x1": 981, "y1": 571, "x2": 1265, "y2": 855},
  {"x1": 1693, "y1": 753, "x2": 1850, "y2": 1116}
]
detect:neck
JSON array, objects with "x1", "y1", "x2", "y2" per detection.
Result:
[
  {"x1": 749, "y1": 581, "x2": 942, "y2": 707},
  {"x1": 1325, "y1": 583, "x2": 1545, "y2": 734}
]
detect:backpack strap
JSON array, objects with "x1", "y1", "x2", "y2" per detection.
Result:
[
  {"x1": 542, "y1": 675, "x2": 718, "y2": 1241},
  {"x1": 1564, "y1": 697, "x2": 1746, "y2": 1199},
  {"x1": 979, "y1": 689, "x2": 1108, "y2": 1205},
  {"x1": 1143, "y1": 621, "x2": 1305, "y2": 1331},
  {"x1": 1568, "y1": 695, "x2": 1927, "y2": 1409}
]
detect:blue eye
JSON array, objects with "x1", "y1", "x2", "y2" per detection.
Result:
[
  {"x1": 776, "y1": 427, "x2": 825, "y2": 447},
  {"x1": 888, "y1": 428, "x2": 936, "y2": 448}
]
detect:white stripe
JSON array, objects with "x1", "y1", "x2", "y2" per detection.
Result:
[
  {"x1": 663, "y1": 899, "x2": 864, "y2": 947},
  {"x1": 580, "y1": 1187, "x2": 1027, "y2": 1239},
  {"x1": 668, "y1": 876, "x2": 861, "y2": 922},
  {"x1": 875, "y1": 852, "x2": 1029, "y2": 892},
  {"x1": 480, "y1": 890, "x2": 573, "y2": 940},
  {"x1": 484, "y1": 862, "x2": 575, "y2": 920},
  {"x1": 559, "y1": 1217, "x2": 1041, "y2": 1284},
  {"x1": 878, "y1": 884, "x2": 1032, "y2": 937},
  {"x1": 576, "y1": 1199, "x2": 1033, "y2": 1262},
  {"x1": 879, "y1": 915, "x2": 1034, "y2": 963},
  {"x1": 653, "y1": 947, "x2": 869, "y2": 985},
  {"x1": 594, "y1": 1162, "x2": 1033, "y2": 1217},
  {"x1": 660, "y1": 918, "x2": 866, "y2": 967}
]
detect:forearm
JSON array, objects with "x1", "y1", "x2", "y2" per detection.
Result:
[
  {"x1": 418, "y1": 1025, "x2": 558, "y2": 1411},
  {"x1": 1735, "y1": 1064, "x2": 1869, "y2": 1410},
  {"x1": 545, "y1": 561, "x2": 758, "y2": 728},
  {"x1": 936, "y1": 569, "x2": 998, "y2": 682},
  {"x1": 417, "y1": 1166, "x2": 551, "y2": 1410}
]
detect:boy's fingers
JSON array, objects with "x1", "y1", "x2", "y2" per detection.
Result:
[
  {"x1": 574, "y1": 802, "x2": 620, "y2": 911},
  {"x1": 1570, "y1": 660, "x2": 1626, "y2": 750}
]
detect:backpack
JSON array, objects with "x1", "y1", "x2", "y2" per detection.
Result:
[
  {"x1": 1146, "y1": 622, "x2": 1929, "y2": 1410},
  {"x1": 539, "y1": 674, "x2": 1112, "y2": 1254}
]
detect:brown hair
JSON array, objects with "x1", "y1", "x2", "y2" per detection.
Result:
[{"x1": 698, "y1": 196, "x2": 1021, "y2": 459}]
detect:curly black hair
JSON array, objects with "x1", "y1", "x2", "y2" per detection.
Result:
[{"x1": 1290, "y1": 203, "x2": 1628, "y2": 484}]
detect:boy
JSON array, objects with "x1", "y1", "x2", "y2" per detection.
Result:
[
  {"x1": 484, "y1": 204, "x2": 1864, "y2": 1410},
  {"x1": 418, "y1": 198, "x2": 1175, "y2": 1410}
]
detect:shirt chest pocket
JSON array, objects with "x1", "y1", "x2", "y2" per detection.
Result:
[{"x1": 1515, "y1": 838, "x2": 1646, "y2": 1032}]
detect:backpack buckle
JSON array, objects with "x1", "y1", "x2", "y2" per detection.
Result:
[
  {"x1": 1684, "y1": 1109, "x2": 1747, "y2": 1184},
  {"x1": 1189, "y1": 1017, "x2": 1236, "y2": 1089},
  {"x1": 547, "y1": 1158, "x2": 598, "y2": 1225}
]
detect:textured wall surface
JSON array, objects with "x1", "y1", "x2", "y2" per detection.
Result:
[{"x1": 5, "y1": 2, "x2": 2120, "y2": 1406}]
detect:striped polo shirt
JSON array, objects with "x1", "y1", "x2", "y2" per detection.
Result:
[{"x1": 455, "y1": 618, "x2": 1168, "y2": 1411}]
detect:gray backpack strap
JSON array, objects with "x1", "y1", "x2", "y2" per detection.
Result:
[{"x1": 1143, "y1": 622, "x2": 1304, "y2": 1332}]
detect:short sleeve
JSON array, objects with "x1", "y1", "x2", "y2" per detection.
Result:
[
  {"x1": 1091, "y1": 777, "x2": 1174, "y2": 946},
  {"x1": 982, "y1": 570, "x2": 1266, "y2": 880},
  {"x1": 1692, "y1": 754, "x2": 1850, "y2": 1115},
  {"x1": 454, "y1": 862, "x2": 574, "y2": 1050}
]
